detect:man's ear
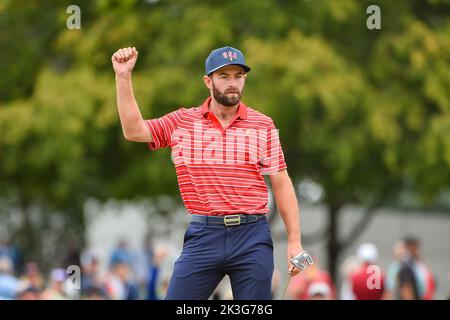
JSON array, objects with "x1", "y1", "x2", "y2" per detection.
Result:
[{"x1": 203, "y1": 75, "x2": 212, "y2": 90}]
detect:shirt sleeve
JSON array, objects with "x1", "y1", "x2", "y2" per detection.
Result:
[
  {"x1": 260, "y1": 120, "x2": 287, "y2": 175},
  {"x1": 145, "y1": 108, "x2": 184, "y2": 150}
]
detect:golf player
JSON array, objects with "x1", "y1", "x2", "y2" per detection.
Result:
[{"x1": 112, "y1": 46, "x2": 304, "y2": 299}]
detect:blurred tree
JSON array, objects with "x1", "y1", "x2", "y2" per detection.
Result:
[
  {"x1": 370, "y1": 20, "x2": 450, "y2": 204},
  {"x1": 0, "y1": 1, "x2": 59, "y2": 102}
]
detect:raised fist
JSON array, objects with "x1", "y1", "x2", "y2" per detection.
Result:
[{"x1": 112, "y1": 47, "x2": 138, "y2": 76}]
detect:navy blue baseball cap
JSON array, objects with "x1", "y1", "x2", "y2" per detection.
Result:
[{"x1": 205, "y1": 46, "x2": 251, "y2": 76}]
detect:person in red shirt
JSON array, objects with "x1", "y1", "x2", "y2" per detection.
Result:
[
  {"x1": 111, "y1": 46, "x2": 305, "y2": 300},
  {"x1": 350, "y1": 243, "x2": 385, "y2": 300}
]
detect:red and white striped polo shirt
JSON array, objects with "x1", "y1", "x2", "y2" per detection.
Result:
[{"x1": 145, "y1": 96, "x2": 287, "y2": 216}]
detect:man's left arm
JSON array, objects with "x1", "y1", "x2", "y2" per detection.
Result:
[{"x1": 269, "y1": 169, "x2": 303, "y2": 276}]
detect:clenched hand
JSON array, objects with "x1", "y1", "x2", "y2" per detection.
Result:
[{"x1": 112, "y1": 47, "x2": 138, "y2": 76}]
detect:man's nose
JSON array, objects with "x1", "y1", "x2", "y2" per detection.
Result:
[{"x1": 227, "y1": 77, "x2": 238, "y2": 86}]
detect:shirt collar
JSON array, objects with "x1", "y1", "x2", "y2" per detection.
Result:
[{"x1": 200, "y1": 96, "x2": 248, "y2": 120}]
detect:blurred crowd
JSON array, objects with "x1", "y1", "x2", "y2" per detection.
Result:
[
  {"x1": 0, "y1": 234, "x2": 448, "y2": 300},
  {"x1": 0, "y1": 233, "x2": 169, "y2": 300},
  {"x1": 284, "y1": 236, "x2": 441, "y2": 300}
]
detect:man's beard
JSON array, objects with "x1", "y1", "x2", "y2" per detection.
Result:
[{"x1": 212, "y1": 81, "x2": 243, "y2": 107}]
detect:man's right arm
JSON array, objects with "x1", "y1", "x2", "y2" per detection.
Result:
[{"x1": 112, "y1": 47, "x2": 153, "y2": 143}]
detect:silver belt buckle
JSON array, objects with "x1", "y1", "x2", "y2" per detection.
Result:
[{"x1": 224, "y1": 214, "x2": 241, "y2": 226}]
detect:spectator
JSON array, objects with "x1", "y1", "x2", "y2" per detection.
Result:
[
  {"x1": 80, "y1": 250, "x2": 103, "y2": 296},
  {"x1": 108, "y1": 259, "x2": 139, "y2": 300},
  {"x1": 386, "y1": 236, "x2": 435, "y2": 300},
  {"x1": 0, "y1": 256, "x2": 20, "y2": 299},
  {"x1": 110, "y1": 239, "x2": 135, "y2": 269},
  {"x1": 136, "y1": 232, "x2": 155, "y2": 291},
  {"x1": 404, "y1": 236, "x2": 436, "y2": 300},
  {"x1": 41, "y1": 268, "x2": 68, "y2": 300},
  {"x1": 396, "y1": 238, "x2": 420, "y2": 300},
  {"x1": 103, "y1": 268, "x2": 125, "y2": 300},
  {"x1": 19, "y1": 262, "x2": 45, "y2": 292},
  {"x1": 384, "y1": 240, "x2": 407, "y2": 299},
  {"x1": 349, "y1": 243, "x2": 385, "y2": 300},
  {"x1": 146, "y1": 246, "x2": 168, "y2": 300},
  {"x1": 0, "y1": 238, "x2": 22, "y2": 272}
]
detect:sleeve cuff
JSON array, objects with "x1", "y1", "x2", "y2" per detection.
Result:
[{"x1": 145, "y1": 120, "x2": 161, "y2": 150}]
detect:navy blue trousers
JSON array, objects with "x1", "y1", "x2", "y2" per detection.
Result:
[{"x1": 166, "y1": 217, "x2": 274, "y2": 300}]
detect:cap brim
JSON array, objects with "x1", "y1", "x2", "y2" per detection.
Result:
[{"x1": 207, "y1": 63, "x2": 251, "y2": 75}]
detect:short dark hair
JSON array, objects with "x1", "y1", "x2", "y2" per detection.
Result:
[{"x1": 403, "y1": 235, "x2": 420, "y2": 247}]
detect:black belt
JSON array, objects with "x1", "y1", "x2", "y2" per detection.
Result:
[{"x1": 191, "y1": 214, "x2": 266, "y2": 226}]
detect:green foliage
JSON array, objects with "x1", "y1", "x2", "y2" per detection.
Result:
[{"x1": 369, "y1": 20, "x2": 450, "y2": 203}]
